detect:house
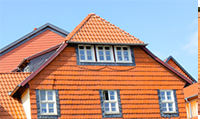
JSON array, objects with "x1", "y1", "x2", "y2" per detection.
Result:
[
  {"x1": 0, "y1": 13, "x2": 196, "y2": 119},
  {"x1": 0, "y1": 23, "x2": 69, "y2": 72},
  {"x1": 198, "y1": 11, "x2": 200, "y2": 118},
  {"x1": 183, "y1": 83, "x2": 198, "y2": 119}
]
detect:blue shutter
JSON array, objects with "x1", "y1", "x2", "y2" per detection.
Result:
[
  {"x1": 36, "y1": 89, "x2": 60, "y2": 118},
  {"x1": 99, "y1": 90, "x2": 123, "y2": 118},
  {"x1": 157, "y1": 90, "x2": 179, "y2": 118}
]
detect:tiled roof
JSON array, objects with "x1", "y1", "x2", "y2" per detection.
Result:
[
  {"x1": 183, "y1": 83, "x2": 197, "y2": 99},
  {"x1": 0, "y1": 28, "x2": 67, "y2": 72},
  {"x1": 164, "y1": 56, "x2": 196, "y2": 82},
  {"x1": 0, "y1": 72, "x2": 30, "y2": 119},
  {"x1": 198, "y1": 14, "x2": 200, "y2": 115},
  {"x1": 66, "y1": 13, "x2": 144, "y2": 44}
]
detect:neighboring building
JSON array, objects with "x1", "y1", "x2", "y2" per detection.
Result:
[
  {"x1": 0, "y1": 13, "x2": 196, "y2": 119},
  {"x1": 0, "y1": 23, "x2": 69, "y2": 72},
  {"x1": 183, "y1": 83, "x2": 198, "y2": 119}
]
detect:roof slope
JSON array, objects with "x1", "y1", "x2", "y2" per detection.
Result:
[
  {"x1": 0, "y1": 73, "x2": 30, "y2": 119},
  {"x1": 0, "y1": 23, "x2": 68, "y2": 72},
  {"x1": 66, "y1": 13, "x2": 144, "y2": 44},
  {"x1": 183, "y1": 83, "x2": 197, "y2": 99},
  {"x1": 164, "y1": 56, "x2": 196, "y2": 82}
]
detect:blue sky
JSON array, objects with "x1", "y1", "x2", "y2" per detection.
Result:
[{"x1": 0, "y1": 0, "x2": 198, "y2": 80}]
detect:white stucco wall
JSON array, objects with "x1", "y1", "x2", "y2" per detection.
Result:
[{"x1": 21, "y1": 89, "x2": 31, "y2": 119}]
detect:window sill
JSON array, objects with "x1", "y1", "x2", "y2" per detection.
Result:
[
  {"x1": 40, "y1": 113, "x2": 58, "y2": 116},
  {"x1": 163, "y1": 111, "x2": 177, "y2": 114},
  {"x1": 105, "y1": 112, "x2": 120, "y2": 115}
]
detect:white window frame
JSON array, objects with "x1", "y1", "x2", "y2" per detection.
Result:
[
  {"x1": 114, "y1": 46, "x2": 132, "y2": 63},
  {"x1": 160, "y1": 90, "x2": 176, "y2": 113},
  {"x1": 96, "y1": 45, "x2": 114, "y2": 62},
  {"x1": 39, "y1": 90, "x2": 57, "y2": 115},
  {"x1": 103, "y1": 90, "x2": 119, "y2": 114},
  {"x1": 78, "y1": 45, "x2": 95, "y2": 62}
]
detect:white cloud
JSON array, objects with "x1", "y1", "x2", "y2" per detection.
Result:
[{"x1": 181, "y1": 31, "x2": 198, "y2": 54}]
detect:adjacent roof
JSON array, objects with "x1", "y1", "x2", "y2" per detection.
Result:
[
  {"x1": 66, "y1": 13, "x2": 145, "y2": 45},
  {"x1": 164, "y1": 55, "x2": 196, "y2": 82},
  {"x1": 183, "y1": 83, "x2": 197, "y2": 99},
  {"x1": 0, "y1": 72, "x2": 30, "y2": 119},
  {"x1": 0, "y1": 23, "x2": 69, "y2": 72}
]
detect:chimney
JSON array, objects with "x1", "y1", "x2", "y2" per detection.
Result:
[{"x1": 34, "y1": 28, "x2": 37, "y2": 30}]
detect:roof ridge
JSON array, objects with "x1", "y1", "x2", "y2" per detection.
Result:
[
  {"x1": 93, "y1": 14, "x2": 143, "y2": 43},
  {"x1": 0, "y1": 72, "x2": 31, "y2": 74}
]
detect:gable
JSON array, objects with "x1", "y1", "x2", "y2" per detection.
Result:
[
  {"x1": 0, "y1": 29, "x2": 67, "y2": 72},
  {"x1": 66, "y1": 13, "x2": 144, "y2": 44}
]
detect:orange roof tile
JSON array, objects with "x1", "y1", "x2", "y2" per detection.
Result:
[
  {"x1": 183, "y1": 83, "x2": 197, "y2": 98},
  {"x1": 0, "y1": 72, "x2": 30, "y2": 119},
  {"x1": 66, "y1": 13, "x2": 144, "y2": 44}
]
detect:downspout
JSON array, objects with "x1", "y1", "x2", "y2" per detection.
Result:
[{"x1": 185, "y1": 98, "x2": 192, "y2": 118}]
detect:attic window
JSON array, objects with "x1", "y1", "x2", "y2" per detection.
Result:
[
  {"x1": 78, "y1": 45, "x2": 95, "y2": 62},
  {"x1": 96, "y1": 45, "x2": 114, "y2": 62}
]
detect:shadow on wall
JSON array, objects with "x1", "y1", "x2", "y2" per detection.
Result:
[
  {"x1": 0, "y1": 105, "x2": 13, "y2": 118},
  {"x1": 198, "y1": 7, "x2": 200, "y2": 12}
]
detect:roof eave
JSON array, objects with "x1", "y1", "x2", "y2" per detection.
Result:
[{"x1": 67, "y1": 41, "x2": 148, "y2": 46}]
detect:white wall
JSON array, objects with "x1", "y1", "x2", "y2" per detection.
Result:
[{"x1": 21, "y1": 89, "x2": 31, "y2": 119}]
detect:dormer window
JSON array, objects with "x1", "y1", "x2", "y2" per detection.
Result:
[
  {"x1": 96, "y1": 46, "x2": 114, "y2": 62},
  {"x1": 78, "y1": 45, "x2": 95, "y2": 62},
  {"x1": 114, "y1": 46, "x2": 132, "y2": 62}
]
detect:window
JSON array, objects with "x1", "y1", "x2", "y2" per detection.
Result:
[
  {"x1": 157, "y1": 90, "x2": 179, "y2": 117},
  {"x1": 114, "y1": 46, "x2": 131, "y2": 62},
  {"x1": 36, "y1": 90, "x2": 60, "y2": 118},
  {"x1": 103, "y1": 90, "x2": 119, "y2": 113},
  {"x1": 78, "y1": 45, "x2": 95, "y2": 62},
  {"x1": 160, "y1": 90, "x2": 175, "y2": 113},
  {"x1": 39, "y1": 90, "x2": 57, "y2": 115},
  {"x1": 96, "y1": 46, "x2": 114, "y2": 62},
  {"x1": 99, "y1": 90, "x2": 122, "y2": 118}
]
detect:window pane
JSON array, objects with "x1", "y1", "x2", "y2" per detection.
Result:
[
  {"x1": 169, "y1": 108, "x2": 173, "y2": 111},
  {"x1": 111, "y1": 103, "x2": 116, "y2": 107},
  {"x1": 168, "y1": 103, "x2": 173, "y2": 107},
  {"x1": 167, "y1": 92, "x2": 171, "y2": 96},
  {"x1": 163, "y1": 108, "x2": 167, "y2": 112},
  {"x1": 105, "y1": 47, "x2": 110, "y2": 50},
  {"x1": 48, "y1": 96, "x2": 53, "y2": 100},
  {"x1": 161, "y1": 103, "x2": 166, "y2": 107},
  {"x1": 99, "y1": 51, "x2": 103, "y2": 55},
  {"x1": 98, "y1": 47, "x2": 103, "y2": 50},
  {"x1": 124, "y1": 56, "x2": 129, "y2": 61},
  {"x1": 112, "y1": 108, "x2": 116, "y2": 111},
  {"x1": 104, "y1": 91, "x2": 109, "y2": 100},
  {"x1": 86, "y1": 46, "x2": 91, "y2": 49},
  {"x1": 110, "y1": 91, "x2": 114, "y2": 95},
  {"x1": 123, "y1": 47, "x2": 128, "y2": 50},
  {"x1": 41, "y1": 95, "x2": 46, "y2": 101},
  {"x1": 105, "y1": 51, "x2": 110, "y2": 55},
  {"x1": 160, "y1": 91, "x2": 165, "y2": 96},
  {"x1": 167, "y1": 96, "x2": 172, "y2": 100},
  {"x1": 80, "y1": 50, "x2": 85, "y2": 55},
  {"x1": 161, "y1": 96, "x2": 165, "y2": 101},
  {"x1": 100, "y1": 56, "x2": 104, "y2": 60},
  {"x1": 118, "y1": 56, "x2": 122, "y2": 61},
  {"x1": 105, "y1": 108, "x2": 109, "y2": 111},
  {"x1": 117, "y1": 51, "x2": 121, "y2": 55},
  {"x1": 40, "y1": 91, "x2": 45, "y2": 95},
  {"x1": 87, "y1": 50, "x2": 91, "y2": 55},
  {"x1": 110, "y1": 96, "x2": 115, "y2": 100},
  {"x1": 124, "y1": 51, "x2": 128, "y2": 55},
  {"x1": 81, "y1": 56, "x2": 85, "y2": 60},
  {"x1": 79, "y1": 46, "x2": 84, "y2": 49},
  {"x1": 47, "y1": 91, "x2": 53, "y2": 95},
  {"x1": 49, "y1": 103, "x2": 54, "y2": 108},
  {"x1": 106, "y1": 56, "x2": 111, "y2": 60},
  {"x1": 116, "y1": 47, "x2": 121, "y2": 50},
  {"x1": 87, "y1": 56, "x2": 92, "y2": 60},
  {"x1": 41, "y1": 103, "x2": 46, "y2": 108},
  {"x1": 42, "y1": 108, "x2": 47, "y2": 113},
  {"x1": 104, "y1": 103, "x2": 109, "y2": 107},
  {"x1": 49, "y1": 108, "x2": 54, "y2": 113}
]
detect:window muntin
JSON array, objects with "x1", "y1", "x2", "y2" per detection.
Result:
[
  {"x1": 160, "y1": 90, "x2": 176, "y2": 113},
  {"x1": 96, "y1": 46, "x2": 114, "y2": 62},
  {"x1": 114, "y1": 46, "x2": 132, "y2": 62},
  {"x1": 39, "y1": 90, "x2": 57, "y2": 115},
  {"x1": 78, "y1": 45, "x2": 95, "y2": 62},
  {"x1": 103, "y1": 90, "x2": 119, "y2": 114}
]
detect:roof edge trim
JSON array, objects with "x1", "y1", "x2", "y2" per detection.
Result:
[
  {"x1": 164, "y1": 55, "x2": 196, "y2": 82},
  {"x1": 141, "y1": 47, "x2": 193, "y2": 84}
]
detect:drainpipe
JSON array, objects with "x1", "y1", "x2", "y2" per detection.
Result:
[{"x1": 185, "y1": 98, "x2": 192, "y2": 118}]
